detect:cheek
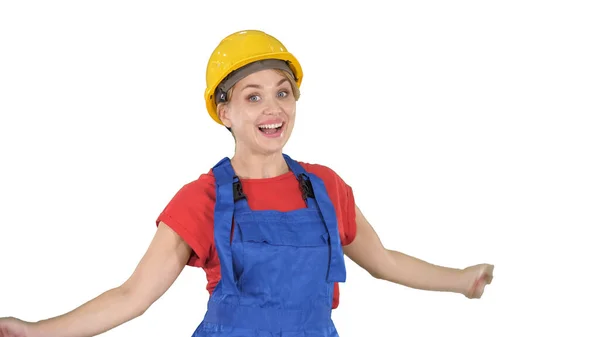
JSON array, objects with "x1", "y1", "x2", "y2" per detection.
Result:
[
  {"x1": 286, "y1": 103, "x2": 296, "y2": 119},
  {"x1": 282, "y1": 99, "x2": 296, "y2": 113},
  {"x1": 229, "y1": 103, "x2": 258, "y2": 124},
  {"x1": 240, "y1": 108, "x2": 262, "y2": 125}
]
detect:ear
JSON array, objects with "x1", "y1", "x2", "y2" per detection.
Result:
[{"x1": 217, "y1": 103, "x2": 232, "y2": 128}]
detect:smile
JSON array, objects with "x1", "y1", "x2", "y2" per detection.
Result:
[{"x1": 258, "y1": 122, "x2": 284, "y2": 137}]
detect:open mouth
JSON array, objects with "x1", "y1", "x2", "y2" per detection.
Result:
[{"x1": 257, "y1": 122, "x2": 284, "y2": 137}]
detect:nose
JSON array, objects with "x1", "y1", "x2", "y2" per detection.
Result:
[{"x1": 262, "y1": 95, "x2": 283, "y2": 115}]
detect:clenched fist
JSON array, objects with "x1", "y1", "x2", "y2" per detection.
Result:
[
  {"x1": 0, "y1": 317, "x2": 32, "y2": 337},
  {"x1": 462, "y1": 263, "x2": 494, "y2": 299}
]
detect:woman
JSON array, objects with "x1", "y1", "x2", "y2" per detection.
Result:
[{"x1": 0, "y1": 30, "x2": 493, "y2": 337}]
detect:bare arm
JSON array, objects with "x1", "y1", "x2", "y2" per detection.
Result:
[
  {"x1": 28, "y1": 221, "x2": 192, "y2": 337},
  {"x1": 343, "y1": 205, "x2": 493, "y2": 298}
]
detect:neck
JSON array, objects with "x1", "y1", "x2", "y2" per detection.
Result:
[{"x1": 230, "y1": 150, "x2": 289, "y2": 179}]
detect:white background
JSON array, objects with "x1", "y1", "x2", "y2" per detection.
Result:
[{"x1": 1, "y1": 1, "x2": 599, "y2": 336}]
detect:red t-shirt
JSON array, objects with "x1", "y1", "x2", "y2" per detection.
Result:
[{"x1": 156, "y1": 161, "x2": 357, "y2": 309}]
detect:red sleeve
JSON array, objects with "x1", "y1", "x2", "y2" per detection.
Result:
[
  {"x1": 155, "y1": 173, "x2": 217, "y2": 268},
  {"x1": 301, "y1": 163, "x2": 357, "y2": 246}
]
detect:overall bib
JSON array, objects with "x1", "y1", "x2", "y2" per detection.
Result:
[{"x1": 191, "y1": 154, "x2": 347, "y2": 337}]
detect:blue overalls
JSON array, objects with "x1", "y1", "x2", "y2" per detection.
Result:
[{"x1": 191, "y1": 154, "x2": 347, "y2": 337}]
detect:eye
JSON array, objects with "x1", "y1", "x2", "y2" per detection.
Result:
[
  {"x1": 248, "y1": 95, "x2": 260, "y2": 102},
  {"x1": 277, "y1": 90, "x2": 289, "y2": 98}
]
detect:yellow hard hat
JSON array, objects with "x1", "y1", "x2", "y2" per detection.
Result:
[{"x1": 204, "y1": 30, "x2": 303, "y2": 125}]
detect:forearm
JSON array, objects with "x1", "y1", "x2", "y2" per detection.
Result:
[
  {"x1": 29, "y1": 285, "x2": 145, "y2": 337},
  {"x1": 380, "y1": 250, "x2": 466, "y2": 294}
]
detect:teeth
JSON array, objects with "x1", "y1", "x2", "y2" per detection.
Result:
[{"x1": 258, "y1": 123, "x2": 283, "y2": 129}]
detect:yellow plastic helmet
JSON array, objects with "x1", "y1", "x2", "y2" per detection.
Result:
[{"x1": 204, "y1": 30, "x2": 303, "y2": 125}]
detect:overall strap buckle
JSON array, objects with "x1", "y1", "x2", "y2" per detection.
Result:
[
  {"x1": 298, "y1": 173, "x2": 315, "y2": 200},
  {"x1": 232, "y1": 177, "x2": 246, "y2": 202}
]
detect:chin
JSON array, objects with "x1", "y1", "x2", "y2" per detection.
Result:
[{"x1": 255, "y1": 139, "x2": 288, "y2": 155}]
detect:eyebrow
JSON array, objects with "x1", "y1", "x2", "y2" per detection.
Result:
[{"x1": 241, "y1": 78, "x2": 289, "y2": 91}]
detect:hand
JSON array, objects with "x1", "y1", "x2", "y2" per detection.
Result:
[
  {"x1": 461, "y1": 263, "x2": 494, "y2": 299},
  {"x1": 0, "y1": 317, "x2": 31, "y2": 337}
]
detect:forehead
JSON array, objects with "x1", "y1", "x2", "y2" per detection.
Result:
[{"x1": 236, "y1": 69, "x2": 289, "y2": 87}]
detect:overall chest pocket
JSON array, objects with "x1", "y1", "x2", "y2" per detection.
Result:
[
  {"x1": 236, "y1": 220, "x2": 330, "y2": 248},
  {"x1": 232, "y1": 216, "x2": 334, "y2": 300}
]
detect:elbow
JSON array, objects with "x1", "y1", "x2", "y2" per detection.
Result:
[
  {"x1": 132, "y1": 302, "x2": 149, "y2": 318},
  {"x1": 369, "y1": 268, "x2": 406, "y2": 286},
  {"x1": 371, "y1": 270, "x2": 396, "y2": 282},
  {"x1": 117, "y1": 284, "x2": 151, "y2": 318},
  {"x1": 368, "y1": 263, "x2": 392, "y2": 281},
  {"x1": 367, "y1": 252, "x2": 398, "y2": 282},
  {"x1": 369, "y1": 269, "x2": 385, "y2": 280}
]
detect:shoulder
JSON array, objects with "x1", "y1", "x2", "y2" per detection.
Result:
[
  {"x1": 157, "y1": 170, "x2": 217, "y2": 232},
  {"x1": 297, "y1": 161, "x2": 351, "y2": 190},
  {"x1": 298, "y1": 161, "x2": 335, "y2": 175},
  {"x1": 156, "y1": 171, "x2": 218, "y2": 268},
  {"x1": 170, "y1": 171, "x2": 216, "y2": 200}
]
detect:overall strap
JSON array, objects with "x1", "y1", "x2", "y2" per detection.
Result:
[
  {"x1": 283, "y1": 154, "x2": 347, "y2": 283},
  {"x1": 211, "y1": 157, "x2": 241, "y2": 295},
  {"x1": 283, "y1": 154, "x2": 315, "y2": 202},
  {"x1": 308, "y1": 173, "x2": 347, "y2": 283}
]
